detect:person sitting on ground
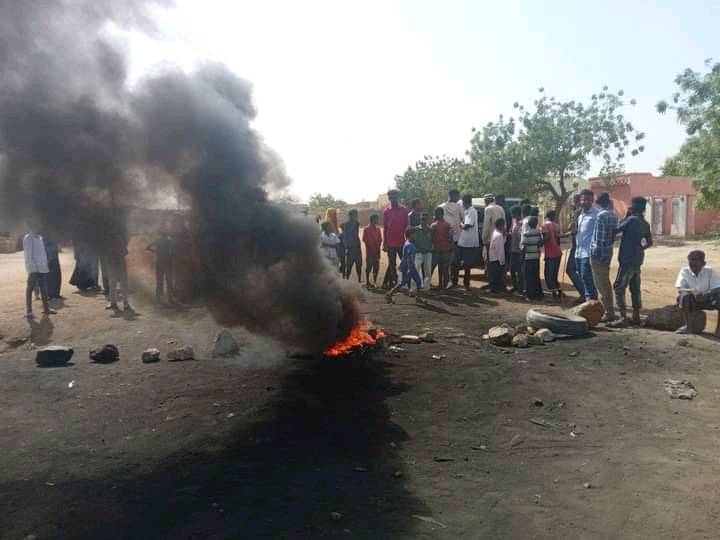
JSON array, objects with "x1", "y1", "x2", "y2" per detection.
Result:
[
  {"x1": 341, "y1": 209, "x2": 362, "y2": 282},
  {"x1": 431, "y1": 207, "x2": 452, "y2": 290},
  {"x1": 362, "y1": 214, "x2": 382, "y2": 288},
  {"x1": 542, "y1": 210, "x2": 563, "y2": 298},
  {"x1": 675, "y1": 250, "x2": 720, "y2": 335},
  {"x1": 23, "y1": 224, "x2": 57, "y2": 319},
  {"x1": 521, "y1": 216, "x2": 544, "y2": 301},
  {"x1": 611, "y1": 196, "x2": 653, "y2": 327},
  {"x1": 320, "y1": 221, "x2": 341, "y2": 269},
  {"x1": 413, "y1": 212, "x2": 433, "y2": 291},
  {"x1": 386, "y1": 227, "x2": 423, "y2": 302},
  {"x1": 487, "y1": 218, "x2": 507, "y2": 293}
]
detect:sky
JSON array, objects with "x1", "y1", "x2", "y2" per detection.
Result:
[{"x1": 122, "y1": 0, "x2": 720, "y2": 203}]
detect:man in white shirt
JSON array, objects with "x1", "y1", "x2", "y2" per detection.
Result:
[
  {"x1": 455, "y1": 194, "x2": 479, "y2": 291},
  {"x1": 320, "y1": 221, "x2": 341, "y2": 268},
  {"x1": 482, "y1": 194, "x2": 506, "y2": 257},
  {"x1": 440, "y1": 189, "x2": 463, "y2": 289},
  {"x1": 675, "y1": 250, "x2": 720, "y2": 335},
  {"x1": 23, "y1": 227, "x2": 57, "y2": 319}
]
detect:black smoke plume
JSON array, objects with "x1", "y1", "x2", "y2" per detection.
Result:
[{"x1": 0, "y1": 0, "x2": 358, "y2": 351}]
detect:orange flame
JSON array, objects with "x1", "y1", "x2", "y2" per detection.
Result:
[{"x1": 324, "y1": 321, "x2": 385, "y2": 357}]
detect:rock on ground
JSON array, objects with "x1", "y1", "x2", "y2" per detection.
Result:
[
  {"x1": 664, "y1": 379, "x2": 698, "y2": 400},
  {"x1": 142, "y1": 348, "x2": 161, "y2": 364},
  {"x1": 400, "y1": 335, "x2": 422, "y2": 344},
  {"x1": 535, "y1": 328, "x2": 555, "y2": 342},
  {"x1": 645, "y1": 305, "x2": 706, "y2": 332},
  {"x1": 512, "y1": 334, "x2": 529, "y2": 348},
  {"x1": 568, "y1": 300, "x2": 605, "y2": 327},
  {"x1": 488, "y1": 325, "x2": 514, "y2": 347},
  {"x1": 89, "y1": 344, "x2": 120, "y2": 364},
  {"x1": 35, "y1": 346, "x2": 74, "y2": 367},
  {"x1": 211, "y1": 330, "x2": 240, "y2": 357},
  {"x1": 167, "y1": 347, "x2": 195, "y2": 362}
]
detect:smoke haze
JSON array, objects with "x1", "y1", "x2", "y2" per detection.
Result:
[{"x1": 0, "y1": 0, "x2": 358, "y2": 351}]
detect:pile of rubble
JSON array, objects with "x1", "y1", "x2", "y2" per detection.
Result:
[{"x1": 483, "y1": 324, "x2": 556, "y2": 349}]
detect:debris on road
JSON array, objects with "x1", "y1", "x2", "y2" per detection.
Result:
[
  {"x1": 329, "y1": 511, "x2": 343, "y2": 522},
  {"x1": 89, "y1": 344, "x2": 120, "y2": 364},
  {"x1": 68, "y1": 380, "x2": 76, "y2": 388},
  {"x1": 419, "y1": 331, "x2": 436, "y2": 343},
  {"x1": 167, "y1": 346, "x2": 195, "y2": 362},
  {"x1": 400, "y1": 335, "x2": 422, "y2": 344},
  {"x1": 584, "y1": 482, "x2": 592, "y2": 489},
  {"x1": 412, "y1": 515, "x2": 448, "y2": 529},
  {"x1": 488, "y1": 324, "x2": 514, "y2": 347},
  {"x1": 142, "y1": 348, "x2": 161, "y2": 363},
  {"x1": 535, "y1": 328, "x2": 555, "y2": 343},
  {"x1": 35, "y1": 346, "x2": 74, "y2": 367},
  {"x1": 664, "y1": 379, "x2": 697, "y2": 400},
  {"x1": 211, "y1": 330, "x2": 240, "y2": 357},
  {"x1": 431, "y1": 354, "x2": 446, "y2": 360},
  {"x1": 568, "y1": 300, "x2": 605, "y2": 327},
  {"x1": 512, "y1": 334, "x2": 529, "y2": 348},
  {"x1": 530, "y1": 398, "x2": 544, "y2": 407}
]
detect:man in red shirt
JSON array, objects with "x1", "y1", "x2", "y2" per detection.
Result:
[
  {"x1": 381, "y1": 189, "x2": 408, "y2": 288},
  {"x1": 431, "y1": 207, "x2": 452, "y2": 289},
  {"x1": 362, "y1": 214, "x2": 383, "y2": 287},
  {"x1": 542, "y1": 210, "x2": 564, "y2": 297}
]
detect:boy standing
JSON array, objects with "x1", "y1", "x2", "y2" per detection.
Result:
[
  {"x1": 386, "y1": 227, "x2": 422, "y2": 302},
  {"x1": 341, "y1": 209, "x2": 362, "y2": 282},
  {"x1": 542, "y1": 210, "x2": 563, "y2": 298},
  {"x1": 413, "y1": 212, "x2": 433, "y2": 290},
  {"x1": 320, "y1": 221, "x2": 341, "y2": 268},
  {"x1": 521, "y1": 216, "x2": 544, "y2": 300},
  {"x1": 487, "y1": 218, "x2": 507, "y2": 293},
  {"x1": 431, "y1": 207, "x2": 452, "y2": 290},
  {"x1": 509, "y1": 206, "x2": 524, "y2": 295},
  {"x1": 23, "y1": 226, "x2": 56, "y2": 318},
  {"x1": 362, "y1": 214, "x2": 383, "y2": 287}
]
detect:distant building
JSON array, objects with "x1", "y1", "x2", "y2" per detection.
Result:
[{"x1": 588, "y1": 172, "x2": 720, "y2": 237}]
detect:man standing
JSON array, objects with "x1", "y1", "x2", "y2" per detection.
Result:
[
  {"x1": 612, "y1": 197, "x2": 653, "y2": 326},
  {"x1": 408, "y1": 199, "x2": 422, "y2": 227},
  {"x1": 575, "y1": 189, "x2": 599, "y2": 302},
  {"x1": 341, "y1": 209, "x2": 362, "y2": 282},
  {"x1": 565, "y1": 194, "x2": 586, "y2": 299},
  {"x1": 440, "y1": 189, "x2": 463, "y2": 289},
  {"x1": 482, "y1": 194, "x2": 506, "y2": 263},
  {"x1": 675, "y1": 250, "x2": 720, "y2": 335},
  {"x1": 101, "y1": 213, "x2": 132, "y2": 313},
  {"x1": 23, "y1": 225, "x2": 56, "y2": 319},
  {"x1": 381, "y1": 189, "x2": 408, "y2": 289},
  {"x1": 456, "y1": 194, "x2": 479, "y2": 291},
  {"x1": 590, "y1": 192, "x2": 618, "y2": 321}
]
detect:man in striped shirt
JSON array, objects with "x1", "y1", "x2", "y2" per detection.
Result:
[
  {"x1": 591, "y1": 192, "x2": 619, "y2": 321},
  {"x1": 520, "y1": 216, "x2": 544, "y2": 301}
]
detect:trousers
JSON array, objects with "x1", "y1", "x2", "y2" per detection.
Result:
[{"x1": 591, "y1": 256, "x2": 613, "y2": 314}]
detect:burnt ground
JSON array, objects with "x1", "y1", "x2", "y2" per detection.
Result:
[{"x1": 2, "y1": 240, "x2": 720, "y2": 539}]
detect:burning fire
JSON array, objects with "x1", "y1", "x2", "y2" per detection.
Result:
[{"x1": 324, "y1": 321, "x2": 385, "y2": 357}]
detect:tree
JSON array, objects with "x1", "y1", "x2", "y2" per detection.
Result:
[
  {"x1": 394, "y1": 155, "x2": 467, "y2": 209},
  {"x1": 468, "y1": 87, "x2": 645, "y2": 212},
  {"x1": 657, "y1": 60, "x2": 720, "y2": 208},
  {"x1": 308, "y1": 192, "x2": 347, "y2": 210}
]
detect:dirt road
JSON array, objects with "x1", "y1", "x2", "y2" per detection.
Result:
[{"x1": 1, "y1": 240, "x2": 719, "y2": 539}]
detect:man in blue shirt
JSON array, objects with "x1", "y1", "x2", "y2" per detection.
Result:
[
  {"x1": 591, "y1": 192, "x2": 619, "y2": 321},
  {"x1": 575, "y1": 189, "x2": 599, "y2": 301}
]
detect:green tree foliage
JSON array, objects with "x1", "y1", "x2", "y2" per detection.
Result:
[
  {"x1": 394, "y1": 155, "x2": 467, "y2": 209},
  {"x1": 308, "y1": 192, "x2": 347, "y2": 210},
  {"x1": 658, "y1": 60, "x2": 720, "y2": 208},
  {"x1": 468, "y1": 87, "x2": 644, "y2": 212}
]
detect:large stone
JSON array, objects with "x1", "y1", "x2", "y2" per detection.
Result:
[
  {"x1": 167, "y1": 346, "x2": 195, "y2": 362},
  {"x1": 211, "y1": 330, "x2": 240, "y2": 357},
  {"x1": 535, "y1": 328, "x2": 555, "y2": 343},
  {"x1": 645, "y1": 305, "x2": 706, "y2": 333},
  {"x1": 89, "y1": 344, "x2": 119, "y2": 363},
  {"x1": 512, "y1": 334, "x2": 529, "y2": 348},
  {"x1": 488, "y1": 326, "x2": 513, "y2": 347},
  {"x1": 142, "y1": 348, "x2": 161, "y2": 363},
  {"x1": 568, "y1": 300, "x2": 605, "y2": 327},
  {"x1": 35, "y1": 346, "x2": 74, "y2": 367},
  {"x1": 526, "y1": 334, "x2": 544, "y2": 346}
]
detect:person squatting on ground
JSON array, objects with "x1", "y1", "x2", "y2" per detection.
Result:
[
  {"x1": 320, "y1": 221, "x2": 340, "y2": 268},
  {"x1": 455, "y1": 194, "x2": 480, "y2": 291},
  {"x1": 413, "y1": 212, "x2": 433, "y2": 290},
  {"x1": 675, "y1": 250, "x2": 720, "y2": 336},
  {"x1": 487, "y1": 218, "x2": 507, "y2": 293},
  {"x1": 362, "y1": 213, "x2": 383, "y2": 287},
  {"x1": 611, "y1": 196, "x2": 653, "y2": 327},
  {"x1": 386, "y1": 227, "x2": 423, "y2": 302},
  {"x1": 23, "y1": 226, "x2": 57, "y2": 319},
  {"x1": 441, "y1": 189, "x2": 463, "y2": 289},
  {"x1": 146, "y1": 221, "x2": 177, "y2": 304},
  {"x1": 521, "y1": 216, "x2": 544, "y2": 301},
  {"x1": 341, "y1": 209, "x2": 362, "y2": 282},
  {"x1": 382, "y1": 189, "x2": 408, "y2": 289},
  {"x1": 509, "y1": 206, "x2": 524, "y2": 295},
  {"x1": 575, "y1": 189, "x2": 598, "y2": 301},
  {"x1": 590, "y1": 192, "x2": 619, "y2": 321},
  {"x1": 431, "y1": 206, "x2": 452, "y2": 290},
  {"x1": 542, "y1": 210, "x2": 563, "y2": 298}
]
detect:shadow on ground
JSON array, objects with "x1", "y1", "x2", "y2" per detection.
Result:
[{"x1": 2, "y1": 354, "x2": 427, "y2": 539}]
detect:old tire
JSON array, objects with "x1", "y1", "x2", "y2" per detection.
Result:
[{"x1": 526, "y1": 309, "x2": 589, "y2": 336}]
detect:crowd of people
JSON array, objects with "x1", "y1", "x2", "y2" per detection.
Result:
[{"x1": 318, "y1": 188, "x2": 720, "y2": 333}]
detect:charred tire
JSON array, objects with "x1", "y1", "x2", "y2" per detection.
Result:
[{"x1": 526, "y1": 309, "x2": 589, "y2": 336}]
